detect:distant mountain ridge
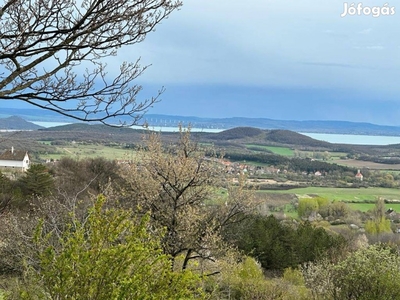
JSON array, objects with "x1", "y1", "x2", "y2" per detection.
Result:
[
  {"x1": 2, "y1": 108, "x2": 400, "y2": 136},
  {"x1": 0, "y1": 116, "x2": 43, "y2": 130},
  {"x1": 205, "y1": 127, "x2": 332, "y2": 148},
  {"x1": 39, "y1": 123, "x2": 334, "y2": 148},
  {"x1": 142, "y1": 115, "x2": 400, "y2": 136}
]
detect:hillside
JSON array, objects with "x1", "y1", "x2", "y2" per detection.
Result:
[
  {"x1": 3, "y1": 108, "x2": 400, "y2": 135},
  {"x1": 0, "y1": 116, "x2": 43, "y2": 130},
  {"x1": 208, "y1": 127, "x2": 264, "y2": 140},
  {"x1": 41, "y1": 123, "x2": 147, "y2": 134},
  {"x1": 204, "y1": 127, "x2": 332, "y2": 148},
  {"x1": 265, "y1": 130, "x2": 332, "y2": 148}
]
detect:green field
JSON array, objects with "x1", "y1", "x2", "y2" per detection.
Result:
[
  {"x1": 246, "y1": 145, "x2": 294, "y2": 156},
  {"x1": 258, "y1": 186, "x2": 400, "y2": 215},
  {"x1": 259, "y1": 186, "x2": 400, "y2": 202},
  {"x1": 347, "y1": 203, "x2": 400, "y2": 212},
  {"x1": 39, "y1": 144, "x2": 135, "y2": 161}
]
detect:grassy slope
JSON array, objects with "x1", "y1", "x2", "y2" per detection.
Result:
[
  {"x1": 39, "y1": 144, "x2": 136, "y2": 160},
  {"x1": 259, "y1": 187, "x2": 400, "y2": 202},
  {"x1": 246, "y1": 144, "x2": 295, "y2": 157}
]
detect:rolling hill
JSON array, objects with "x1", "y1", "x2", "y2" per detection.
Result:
[{"x1": 0, "y1": 116, "x2": 43, "y2": 130}]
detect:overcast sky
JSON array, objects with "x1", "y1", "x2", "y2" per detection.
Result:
[
  {"x1": 5, "y1": 1, "x2": 400, "y2": 126},
  {"x1": 125, "y1": 0, "x2": 400, "y2": 125}
]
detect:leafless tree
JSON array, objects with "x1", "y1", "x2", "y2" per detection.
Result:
[
  {"x1": 121, "y1": 129, "x2": 257, "y2": 272},
  {"x1": 0, "y1": 0, "x2": 182, "y2": 126}
]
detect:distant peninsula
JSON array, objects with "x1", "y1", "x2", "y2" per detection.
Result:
[{"x1": 2, "y1": 108, "x2": 400, "y2": 136}]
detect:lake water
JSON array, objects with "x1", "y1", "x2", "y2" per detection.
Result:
[
  {"x1": 130, "y1": 125, "x2": 223, "y2": 133},
  {"x1": 301, "y1": 132, "x2": 400, "y2": 146},
  {"x1": 32, "y1": 122, "x2": 400, "y2": 145},
  {"x1": 32, "y1": 121, "x2": 72, "y2": 127},
  {"x1": 33, "y1": 122, "x2": 223, "y2": 133}
]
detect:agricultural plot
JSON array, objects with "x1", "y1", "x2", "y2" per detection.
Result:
[
  {"x1": 258, "y1": 186, "x2": 400, "y2": 214},
  {"x1": 259, "y1": 186, "x2": 400, "y2": 202},
  {"x1": 347, "y1": 203, "x2": 400, "y2": 212},
  {"x1": 39, "y1": 144, "x2": 135, "y2": 161},
  {"x1": 334, "y1": 159, "x2": 400, "y2": 170},
  {"x1": 246, "y1": 144, "x2": 294, "y2": 156}
]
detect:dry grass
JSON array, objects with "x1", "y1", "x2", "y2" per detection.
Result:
[{"x1": 334, "y1": 159, "x2": 400, "y2": 170}]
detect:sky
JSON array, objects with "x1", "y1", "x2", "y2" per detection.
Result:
[
  {"x1": 129, "y1": 0, "x2": 400, "y2": 125},
  {"x1": 4, "y1": 0, "x2": 400, "y2": 126}
]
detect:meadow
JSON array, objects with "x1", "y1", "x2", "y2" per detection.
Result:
[
  {"x1": 39, "y1": 143, "x2": 135, "y2": 161},
  {"x1": 246, "y1": 144, "x2": 294, "y2": 156},
  {"x1": 258, "y1": 186, "x2": 400, "y2": 214},
  {"x1": 259, "y1": 186, "x2": 400, "y2": 202}
]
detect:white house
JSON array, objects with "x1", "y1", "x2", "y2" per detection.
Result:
[
  {"x1": 0, "y1": 147, "x2": 30, "y2": 171},
  {"x1": 355, "y1": 170, "x2": 363, "y2": 181}
]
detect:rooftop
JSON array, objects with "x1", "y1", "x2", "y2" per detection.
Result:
[{"x1": 0, "y1": 149, "x2": 28, "y2": 161}]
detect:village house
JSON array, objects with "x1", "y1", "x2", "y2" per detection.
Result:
[
  {"x1": 0, "y1": 147, "x2": 30, "y2": 172},
  {"x1": 355, "y1": 170, "x2": 363, "y2": 181}
]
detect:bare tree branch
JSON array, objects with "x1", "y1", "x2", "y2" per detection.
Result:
[{"x1": 0, "y1": 0, "x2": 182, "y2": 126}]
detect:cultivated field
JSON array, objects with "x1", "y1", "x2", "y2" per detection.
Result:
[
  {"x1": 259, "y1": 186, "x2": 400, "y2": 202},
  {"x1": 39, "y1": 143, "x2": 135, "y2": 161},
  {"x1": 246, "y1": 145, "x2": 294, "y2": 156},
  {"x1": 334, "y1": 159, "x2": 400, "y2": 170},
  {"x1": 257, "y1": 186, "x2": 400, "y2": 214}
]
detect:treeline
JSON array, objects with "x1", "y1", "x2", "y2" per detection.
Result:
[
  {"x1": 224, "y1": 151, "x2": 353, "y2": 173},
  {"x1": 265, "y1": 130, "x2": 332, "y2": 148},
  {"x1": 207, "y1": 127, "x2": 264, "y2": 140},
  {"x1": 358, "y1": 155, "x2": 400, "y2": 165}
]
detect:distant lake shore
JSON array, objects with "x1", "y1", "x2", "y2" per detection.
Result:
[
  {"x1": 301, "y1": 132, "x2": 400, "y2": 146},
  {"x1": 31, "y1": 121, "x2": 400, "y2": 146}
]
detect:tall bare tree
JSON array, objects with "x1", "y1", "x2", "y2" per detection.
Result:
[
  {"x1": 0, "y1": 0, "x2": 182, "y2": 126},
  {"x1": 121, "y1": 129, "x2": 256, "y2": 272}
]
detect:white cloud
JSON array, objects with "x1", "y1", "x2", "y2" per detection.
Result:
[{"x1": 105, "y1": 0, "x2": 400, "y2": 107}]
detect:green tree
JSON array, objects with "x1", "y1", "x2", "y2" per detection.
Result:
[
  {"x1": 303, "y1": 244, "x2": 400, "y2": 300},
  {"x1": 20, "y1": 164, "x2": 54, "y2": 197},
  {"x1": 225, "y1": 214, "x2": 345, "y2": 271},
  {"x1": 0, "y1": 171, "x2": 12, "y2": 212},
  {"x1": 19, "y1": 195, "x2": 203, "y2": 299},
  {"x1": 297, "y1": 198, "x2": 319, "y2": 218},
  {"x1": 210, "y1": 256, "x2": 311, "y2": 300},
  {"x1": 365, "y1": 198, "x2": 391, "y2": 235}
]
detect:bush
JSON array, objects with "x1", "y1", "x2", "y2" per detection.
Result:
[
  {"x1": 16, "y1": 195, "x2": 204, "y2": 299},
  {"x1": 303, "y1": 244, "x2": 400, "y2": 300}
]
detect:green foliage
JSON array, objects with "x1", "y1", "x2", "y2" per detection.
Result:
[
  {"x1": 283, "y1": 267, "x2": 305, "y2": 286},
  {"x1": 225, "y1": 214, "x2": 346, "y2": 271},
  {"x1": 211, "y1": 256, "x2": 311, "y2": 300},
  {"x1": 19, "y1": 195, "x2": 203, "y2": 299},
  {"x1": 303, "y1": 244, "x2": 400, "y2": 300},
  {"x1": 315, "y1": 196, "x2": 329, "y2": 208},
  {"x1": 19, "y1": 164, "x2": 54, "y2": 197},
  {"x1": 365, "y1": 217, "x2": 391, "y2": 235},
  {"x1": 325, "y1": 201, "x2": 349, "y2": 218},
  {"x1": 0, "y1": 289, "x2": 6, "y2": 300},
  {"x1": 297, "y1": 198, "x2": 319, "y2": 218},
  {"x1": 54, "y1": 157, "x2": 124, "y2": 198},
  {"x1": 298, "y1": 196, "x2": 329, "y2": 218},
  {"x1": 365, "y1": 198, "x2": 392, "y2": 235},
  {"x1": 0, "y1": 171, "x2": 13, "y2": 212}
]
